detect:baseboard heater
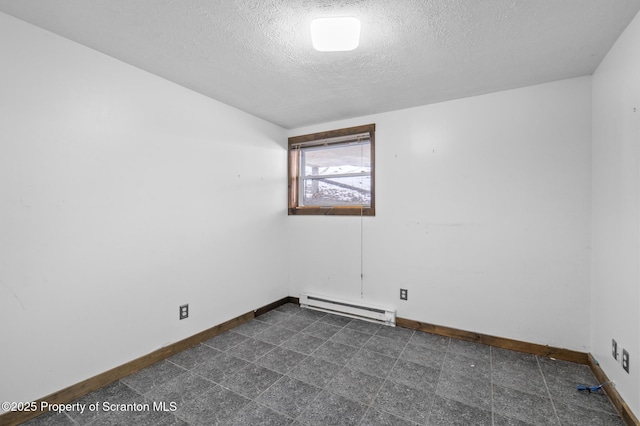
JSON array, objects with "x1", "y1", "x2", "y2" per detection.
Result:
[{"x1": 300, "y1": 293, "x2": 396, "y2": 326}]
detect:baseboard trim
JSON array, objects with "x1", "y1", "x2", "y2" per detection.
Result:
[
  {"x1": 396, "y1": 317, "x2": 589, "y2": 364},
  {"x1": 587, "y1": 354, "x2": 639, "y2": 426},
  {"x1": 5, "y1": 297, "x2": 636, "y2": 426},
  {"x1": 396, "y1": 316, "x2": 640, "y2": 424},
  {"x1": 1, "y1": 297, "x2": 291, "y2": 426},
  {"x1": 255, "y1": 296, "x2": 298, "y2": 317}
]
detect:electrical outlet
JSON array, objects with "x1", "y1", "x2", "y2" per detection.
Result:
[
  {"x1": 622, "y1": 349, "x2": 630, "y2": 373},
  {"x1": 612, "y1": 339, "x2": 618, "y2": 360},
  {"x1": 179, "y1": 304, "x2": 189, "y2": 320},
  {"x1": 400, "y1": 288, "x2": 408, "y2": 300}
]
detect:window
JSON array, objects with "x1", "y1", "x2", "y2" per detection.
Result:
[{"x1": 288, "y1": 124, "x2": 375, "y2": 216}]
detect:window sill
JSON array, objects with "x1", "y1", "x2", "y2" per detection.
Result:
[{"x1": 288, "y1": 206, "x2": 375, "y2": 216}]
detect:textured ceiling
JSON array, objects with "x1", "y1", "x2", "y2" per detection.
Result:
[{"x1": 0, "y1": 1, "x2": 639, "y2": 129}]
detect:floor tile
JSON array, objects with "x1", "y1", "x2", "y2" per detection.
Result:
[
  {"x1": 19, "y1": 308, "x2": 628, "y2": 426},
  {"x1": 544, "y1": 375, "x2": 618, "y2": 415},
  {"x1": 281, "y1": 316, "x2": 317, "y2": 333},
  {"x1": 311, "y1": 340, "x2": 359, "y2": 365},
  {"x1": 301, "y1": 321, "x2": 343, "y2": 339},
  {"x1": 442, "y1": 351, "x2": 491, "y2": 381},
  {"x1": 491, "y1": 347, "x2": 538, "y2": 365},
  {"x1": 256, "y1": 376, "x2": 322, "y2": 418},
  {"x1": 226, "y1": 401, "x2": 294, "y2": 425},
  {"x1": 298, "y1": 390, "x2": 368, "y2": 426},
  {"x1": 121, "y1": 360, "x2": 187, "y2": 394},
  {"x1": 409, "y1": 331, "x2": 450, "y2": 352},
  {"x1": 254, "y1": 325, "x2": 297, "y2": 345},
  {"x1": 344, "y1": 318, "x2": 382, "y2": 335},
  {"x1": 295, "y1": 307, "x2": 328, "y2": 321},
  {"x1": 22, "y1": 411, "x2": 75, "y2": 426},
  {"x1": 388, "y1": 359, "x2": 440, "y2": 392},
  {"x1": 191, "y1": 353, "x2": 249, "y2": 383},
  {"x1": 319, "y1": 314, "x2": 353, "y2": 327},
  {"x1": 435, "y1": 369, "x2": 492, "y2": 411},
  {"x1": 255, "y1": 309, "x2": 291, "y2": 325},
  {"x1": 428, "y1": 395, "x2": 492, "y2": 425},
  {"x1": 329, "y1": 327, "x2": 373, "y2": 348},
  {"x1": 538, "y1": 357, "x2": 596, "y2": 383},
  {"x1": 400, "y1": 342, "x2": 446, "y2": 370},
  {"x1": 363, "y1": 334, "x2": 406, "y2": 358},
  {"x1": 275, "y1": 303, "x2": 301, "y2": 314},
  {"x1": 225, "y1": 337, "x2": 277, "y2": 362},
  {"x1": 58, "y1": 380, "x2": 140, "y2": 425},
  {"x1": 175, "y1": 385, "x2": 250, "y2": 425},
  {"x1": 491, "y1": 369, "x2": 546, "y2": 398},
  {"x1": 144, "y1": 371, "x2": 215, "y2": 405},
  {"x1": 538, "y1": 358, "x2": 616, "y2": 414},
  {"x1": 233, "y1": 319, "x2": 273, "y2": 337},
  {"x1": 374, "y1": 325, "x2": 414, "y2": 343},
  {"x1": 89, "y1": 408, "x2": 187, "y2": 426},
  {"x1": 554, "y1": 400, "x2": 625, "y2": 425},
  {"x1": 492, "y1": 384, "x2": 559, "y2": 425},
  {"x1": 221, "y1": 363, "x2": 283, "y2": 399},
  {"x1": 202, "y1": 330, "x2": 247, "y2": 351},
  {"x1": 358, "y1": 408, "x2": 417, "y2": 426},
  {"x1": 374, "y1": 380, "x2": 434, "y2": 425},
  {"x1": 166, "y1": 344, "x2": 220, "y2": 370},
  {"x1": 491, "y1": 348, "x2": 546, "y2": 395},
  {"x1": 446, "y1": 339, "x2": 490, "y2": 361},
  {"x1": 493, "y1": 413, "x2": 537, "y2": 425},
  {"x1": 255, "y1": 346, "x2": 307, "y2": 374},
  {"x1": 287, "y1": 356, "x2": 343, "y2": 387},
  {"x1": 328, "y1": 367, "x2": 385, "y2": 404},
  {"x1": 281, "y1": 333, "x2": 326, "y2": 354},
  {"x1": 346, "y1": 347, "x2": 397, "y2": 378}
]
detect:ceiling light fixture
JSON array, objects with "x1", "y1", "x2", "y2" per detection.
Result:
[{"x1": 310, "y1": 17, "x2": 361, "y2": 52}]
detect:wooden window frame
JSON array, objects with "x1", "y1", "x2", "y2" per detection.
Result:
[{"x1": 288, "y1": 124, "x2": 375, "y2": 216}]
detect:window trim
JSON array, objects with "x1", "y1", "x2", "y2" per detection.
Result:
[{"x1": 288, "y1": 124, "x2": 375, "y2": 216}]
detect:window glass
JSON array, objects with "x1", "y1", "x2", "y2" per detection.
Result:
[{"x1": 288, "y1": 124, "x2": 375, "y2": 216}]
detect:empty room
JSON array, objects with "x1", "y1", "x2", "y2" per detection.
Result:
[{"x1": 1, "y1": 1, "x2": 639, "y2": 425}]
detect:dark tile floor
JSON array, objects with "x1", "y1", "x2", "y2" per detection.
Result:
[{"x1": 25, "y1": 303, "x2": 624, "y2": 425}]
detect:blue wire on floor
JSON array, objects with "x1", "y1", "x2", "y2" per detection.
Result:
[{"x1": 576, "y1": 381, "x2": 612, "y2": 394}]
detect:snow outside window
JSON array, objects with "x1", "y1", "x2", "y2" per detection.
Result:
[{"x1": 288, "y1": 124, "x2": 375, "y2": 216}]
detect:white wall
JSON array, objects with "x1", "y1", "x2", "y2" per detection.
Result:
[
  {"x1": 5, "y1": 3, "x2": 638, "y2": 418},
  {"x1": 591, "y1": 10, "x2": 640, "y2": 416},
  {"x1": 0, "y1": 12, "x2": 288, "y2": 408},
  {"x1": 289, "y1": 77, "x2": 592, "y2": 352}
]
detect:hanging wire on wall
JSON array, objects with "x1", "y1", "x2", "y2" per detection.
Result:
[
  {"x1": 360, "y1": 204, "x2": 364, "y2": 298},
  {"x1": 360, "y1": 141, "x2": 365, "y2": 299}
]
